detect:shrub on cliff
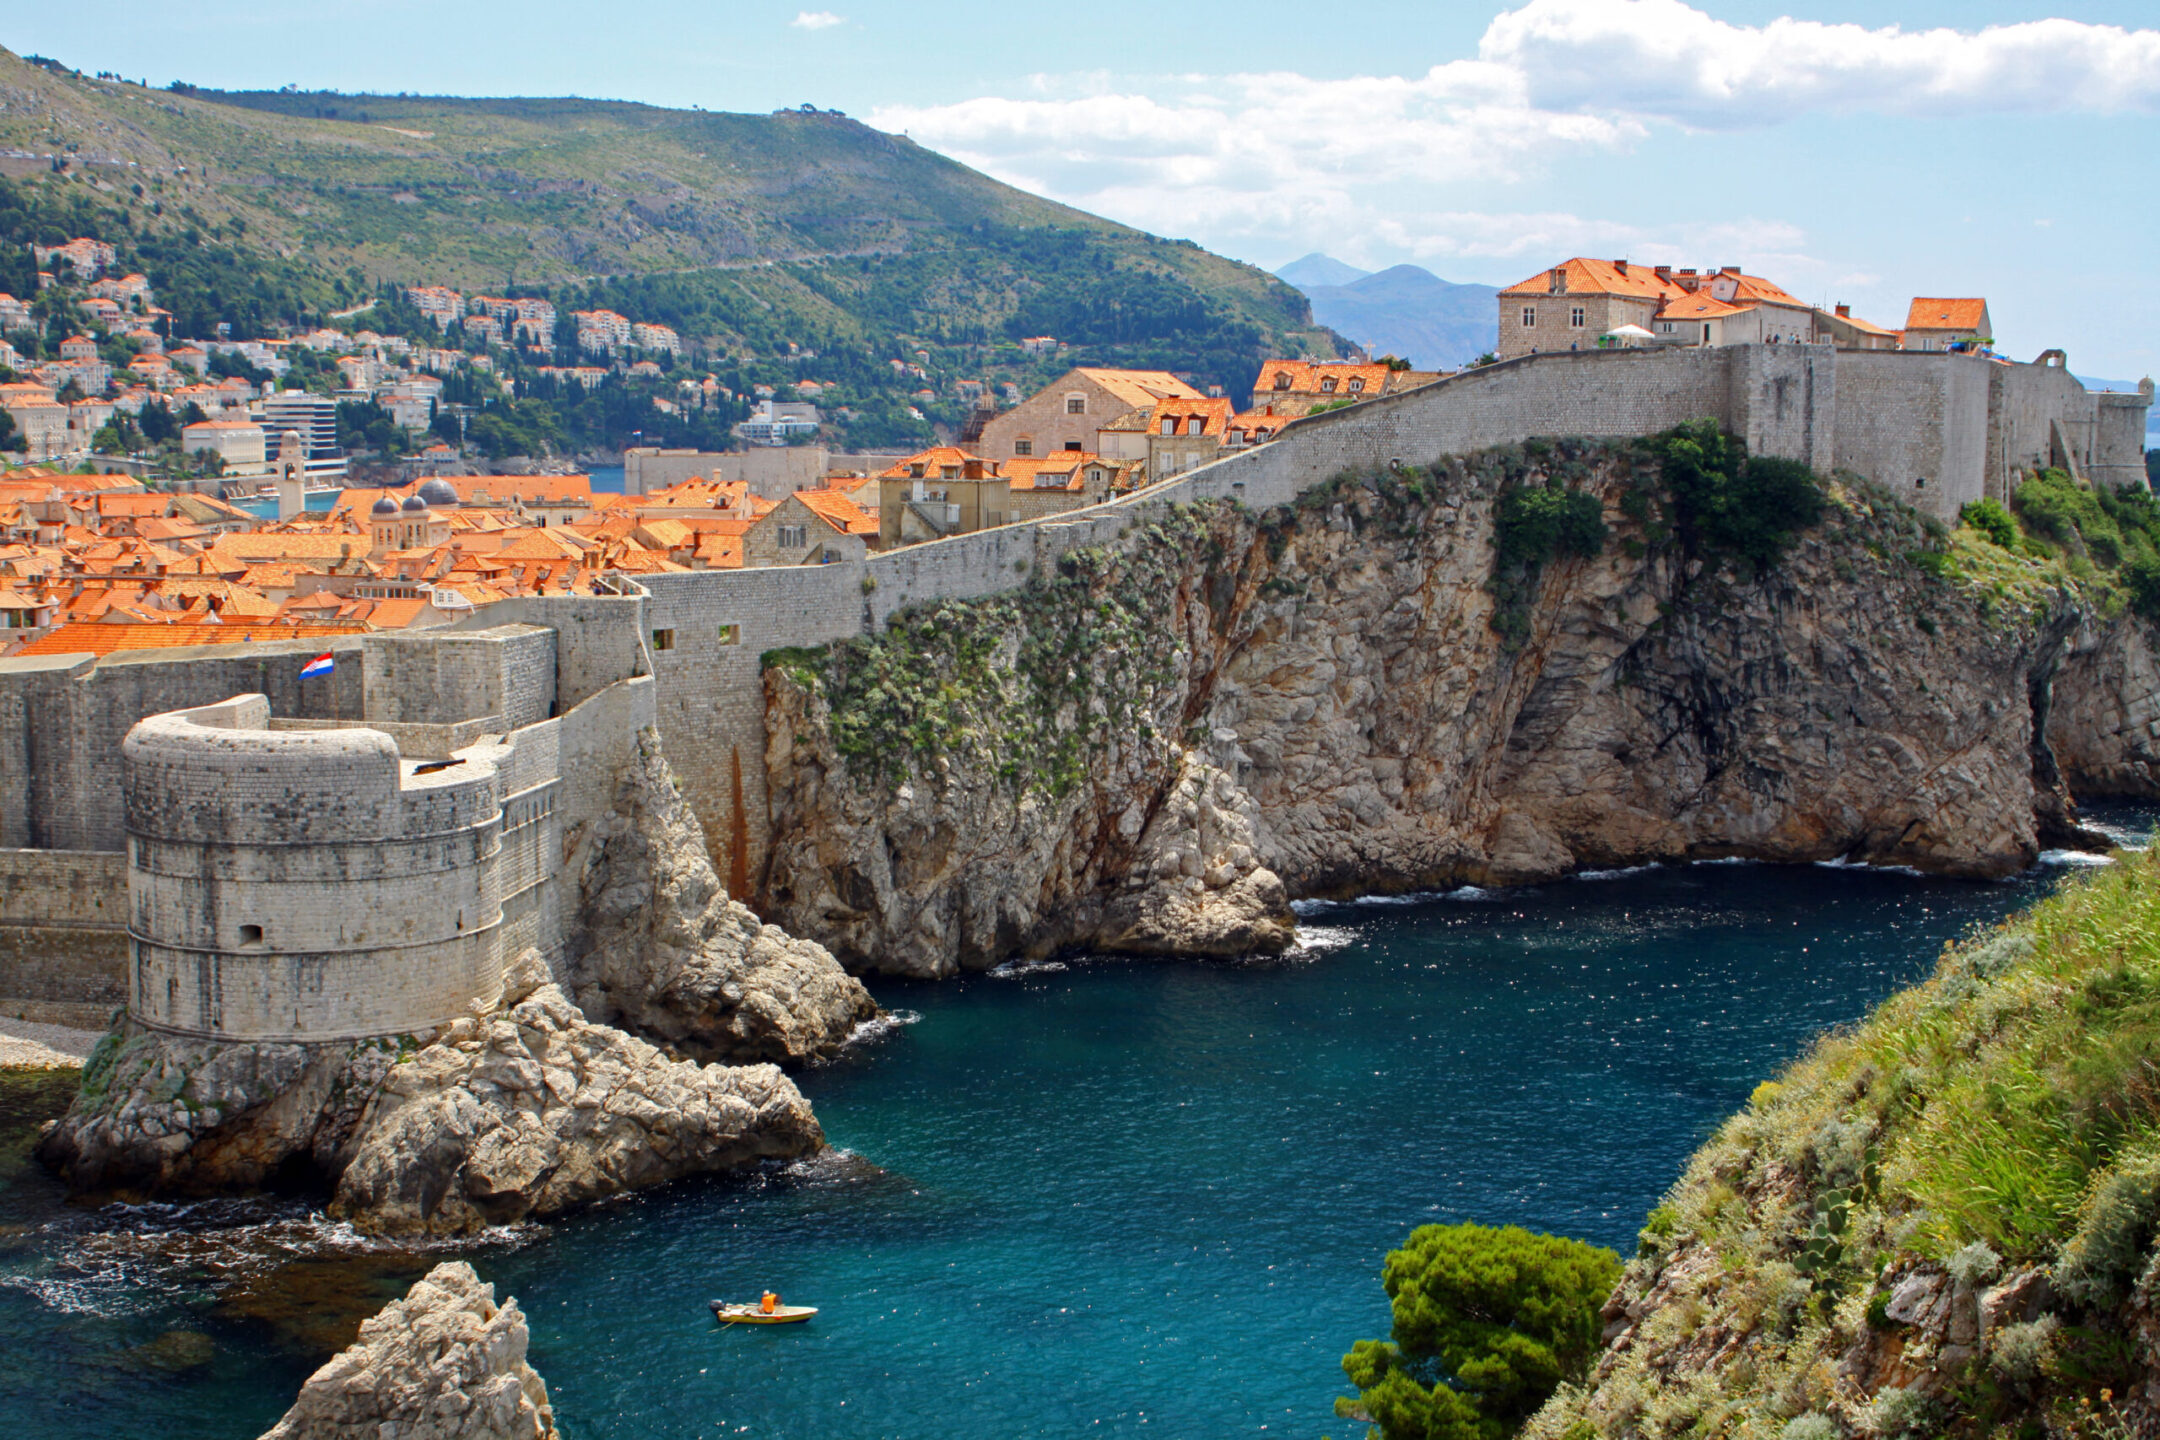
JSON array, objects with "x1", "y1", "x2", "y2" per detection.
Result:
[
  {"x1": 1337, "y1": 1222, "x2": 1619, "y2": 1440},
  {"x1": 1960, "y1": 497, "x2": 2019, "y2": 549},
  {"x1": 1642, "y1": 420, "x2": 1824, "y2": 569},
  {"x1": 1494, "y1": 483, "x2": 1607, "y2": 570}
]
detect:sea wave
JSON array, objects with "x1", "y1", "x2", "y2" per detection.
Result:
[
  {"x1": 1814, "y1": 855, "x2": 1927, "y2": 878},
  {"x1": 2037, "y1": 848, "x2": 2116, "y2": 868},
  {"x1": 988, "y1": 959, "x2": 1069, "y2": 980},
  {"x1": 0, "y1": 1199, "x2": 540, "y2": 1317},
  {"x1": 841, "y1": 1009, "x2": 923, "y2": 1048},
  {"x1": 1288, "y1": 925, "x2": 1359, "y2": 956},
  {"x1": 1573, "y1": 864, "x2": 1658, "y2": 881}
]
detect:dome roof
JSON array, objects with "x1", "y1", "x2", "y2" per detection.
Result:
[
  {"x1": 401, "y1": 493, "x2": 430, "y2": 513},
  {"x1": 417, "y1": 478, "x2": 460, "y2": 508},
  {"x1": 370, "y1": 495, "x2": 400, "y2": 516}
]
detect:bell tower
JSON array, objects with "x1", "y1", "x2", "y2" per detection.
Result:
[{"x1": 274, "y1": 429, "x2": 306, "y2": 522}]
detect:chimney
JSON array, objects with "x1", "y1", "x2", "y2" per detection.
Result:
[
  {"x1": 1653, "y1": 265, "x2": 1672, "y2": 281},
  {"x1": 1614, "y1": 259, "x2": 1628, "y2": 275},
  {"x1": 1720, "y1": 265, "x2": 1740, "y2": 275},
  {"x1": 1835, "y1": 304, "x2": 1851, "y2": 318}
]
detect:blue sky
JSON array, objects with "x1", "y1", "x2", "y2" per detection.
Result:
[{"x1": 9, "y1": 1, "x2": 2157, "y2": 377}]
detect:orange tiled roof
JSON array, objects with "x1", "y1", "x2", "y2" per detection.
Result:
[
  {"x1": 878, "y1": 446, "x2": 984, "y2": 479},
  {"x1": 789, "y1": 488, "x2": 877, "y2": 536},
  {"x1": 1905, "y1": 298, "x2": 1988, "y2": 331},
  {"x1": 18, "y1": 622, "x2": 365, "y2": 656}
]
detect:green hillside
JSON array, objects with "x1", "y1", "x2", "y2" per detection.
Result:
[{"x1": 0, "y1": 47, "x2": 1336, "y2": 397}]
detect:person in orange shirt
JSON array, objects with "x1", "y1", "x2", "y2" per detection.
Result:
[{"x1": 760, "y1": 1291, "x2": 778, "y2": 1314}]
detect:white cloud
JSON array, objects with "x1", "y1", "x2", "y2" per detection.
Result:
[
  {"x1": 1483, "y1": 0, "x2": 2160, "y2": 127},
  {"x1": 866, "y1": 2, "x2": 2160, "y2": 301},
  {"x1": 790, "y1": 10, "x2": 843, "y2": 31}
]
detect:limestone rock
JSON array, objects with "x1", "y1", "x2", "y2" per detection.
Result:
[
  {"x1": 569, "y1": 733, "x2": 878, "y2": 1061},
  {"x1": 762, "y1": 454, "x2": 2119, "y2": 974},
  {"x1": 34, "y1": 1026, "x2": 393, "y2": 1195},
  {"x1": 329, "y1": 975, "x2": 822, "y2": 1235},
  {"x1": 39, "y1": 956, "x2": 826, "y2": 1236},
  {"x1": 258, "y1": 1261, "x2": 556, "y2": 1440}
]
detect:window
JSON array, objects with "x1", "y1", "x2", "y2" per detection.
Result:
[
  {"x1": 1703, "y1": 324, "x2": 1712, "y2": 343},
  {"x1": 651, "y1": 628, "x2": 675, "y2": 651},
  {"x1": 1160, "y1": 417, "x2": 1176, "y2": 436},
  {"x1": 1570, "y1": 307, "x2": 1585, "y2": 328},
  {"x1": 1063, "y1": 439, "x2": 1081, "y2": 451},
  {"x1": 717, "y1": 624, "x2": 740, "y2": 646},
  {"x1": 1320, "y1": 377, "x2": 1338, "y2": 393},
  {"x1": 1347, "y1": 377, "x2": 1365, "y2": 394},
  {"x1": 908, "y1": 463, "x2": 925, "y2": 478},
  {"x1": 238, "y1": 924, "x2": 263, "y2": 945},
  {"x1": 1184, "y1": 417, "x2": 1202, "y2": 436},
  {"x1": 778, "y1": 525, "x2": 806, "y2": 548},
  {"x1": 1521, "y1": 306, "x2": 1536, "y2": 328},
  {"x1": 1272, "y1": 373, "x2": 1291, "y2": 390},
  {"x1": 1065, "y1": 395, "x2": 1086, "y2": 415},
  {"x1": 1014, "y1": 438, "x2": 1032, "y2": 457}
]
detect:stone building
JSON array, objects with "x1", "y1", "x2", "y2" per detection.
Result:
[
  {"x1": 1248, "y1": 361, "x2": 1442, "y2": 417},
  {"x1": 975, "y1": 368, "x2": 1203, "y2": 462},
  {"x1": 1497, "y1": 260, "x2": 1816, "y2": 358},
  {"x1": 1904, "y1": 298, "x2": 1993, "y2": 352}
]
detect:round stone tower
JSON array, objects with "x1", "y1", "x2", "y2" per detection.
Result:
[{"x1": 122, "y1": 694, "x2": 506, "y2": 1042}]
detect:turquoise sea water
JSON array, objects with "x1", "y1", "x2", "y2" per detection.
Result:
[{"x1": 0, "y1": 834, "x2": 2148, "y2": 1439}]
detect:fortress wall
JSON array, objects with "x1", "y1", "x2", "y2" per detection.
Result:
[
  {"x1": 0, "y1": 848, "x2": 127, "y2": 1022},
  {"x1": 2095, "y1": 391, "x2": 2153, "y2": 488},
  {"x1": 363, "y1": 625, "x2": 557, "y2": 729},
  {"x1": 269, "y1": 715, "x2": 501, "y2": 759},
  {"x1": 0, "y1": 639, "x2": 364, "y2": 852},
  {"x1": 1989, "y1": 362, "x2": 2093, "y2": 496},
  {"x1": 619, "y1": 345, "x2": 2153, "y2": 880},
  {"x1": 1832, "y1": 352, "x2": 1991, "y2": 512},
  {"x1": 456, "y1": 593, "x2": 646, "y2": 710},
  {"x1": 125, "y1": 696, "x2": 508, "y2": 1042}
]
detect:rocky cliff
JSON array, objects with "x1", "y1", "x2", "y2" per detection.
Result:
[
  {"x1": 36, "y1": 950, "x2": 823, "y2": 1235},
  {"x1": 1522, "y1": 846, "x2": 2160, "y2": 1440},
  {"x1": 763, "y1": 439, "x2": 2131, "y2": 977},
  {"x1": 567, "y1": 731, "x2": 879, "y2": 1063},
  {"x1": 258, "y1": 1260, "x2": 556, "y2": 1440}
]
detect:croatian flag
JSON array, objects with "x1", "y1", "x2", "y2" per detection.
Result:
[{"x1": 299, "y1": 653, "x2": 335, "y2": 680}]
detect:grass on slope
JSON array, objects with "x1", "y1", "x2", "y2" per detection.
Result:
[{"x1": 1528, "y1": 848, "x2": 2160, "y2": 1440}]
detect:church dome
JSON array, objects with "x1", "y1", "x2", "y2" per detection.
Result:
[
  {"x1": 417, "y1": 478, "x2": 460, "y2": 508},
  {"x1": 401, "y1": 493, "x2": 430, "y2": 513},
  {"x1": 370, "y1": 494, "x2": 400, "y2": 517}
]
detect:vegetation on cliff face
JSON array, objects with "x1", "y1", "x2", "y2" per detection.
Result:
[
  {"x1": 1339, "y1": 1223, "x2": 1621, "y2": 1440},
  {"x1": 1528, "y1": 848, "x2": 2160, "y2": 1440},
  {"x1": 767, "y1": 507, "x2": 1218, "y2": 799}
]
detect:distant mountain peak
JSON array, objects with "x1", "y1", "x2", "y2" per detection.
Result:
[{"x1": 1276, "y1": 253, "x2": 1370, "y2": 289}]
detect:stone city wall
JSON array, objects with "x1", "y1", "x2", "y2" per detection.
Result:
[
  {"x1": 0, "y1": 847, "x2": 126, "y2": 1023},
  {"x1": 0, "y1": 637, "x2": 365, "y2": 852},
  {"x1": 125, "y1": 695, "x2": 507, "y2": 1042},
  {"x1": 364, "y1": 624, "x2": 557, "y2": 730},
  {"x1": 626, "y1": 345, "x2": 2150, "y2": 885}
]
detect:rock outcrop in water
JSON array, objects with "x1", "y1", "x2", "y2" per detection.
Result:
[
  {"x1": 36, "y1": 951, "x2": 823, "y2": 1234},
  {"x1": 763, "y1": 442, "x2": 2130, "y2": 976},
  {"x1": 568, "y1": 737, "x2": 879, "y2": 1064},
  {"x1": 258, "y1": 1261, "x2": 556, "y2": 1440}
]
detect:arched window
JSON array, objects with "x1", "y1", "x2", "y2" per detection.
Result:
[
  {"x1": 1320, "y1": 377, "x2": 1338, "y2": 393},
  {"x1": 1272, "y1": 372, "x2": 1292, "y2": 390},
  {"x1": 1347, "y1": 377, "x2": 1365, "y2": 393}
]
